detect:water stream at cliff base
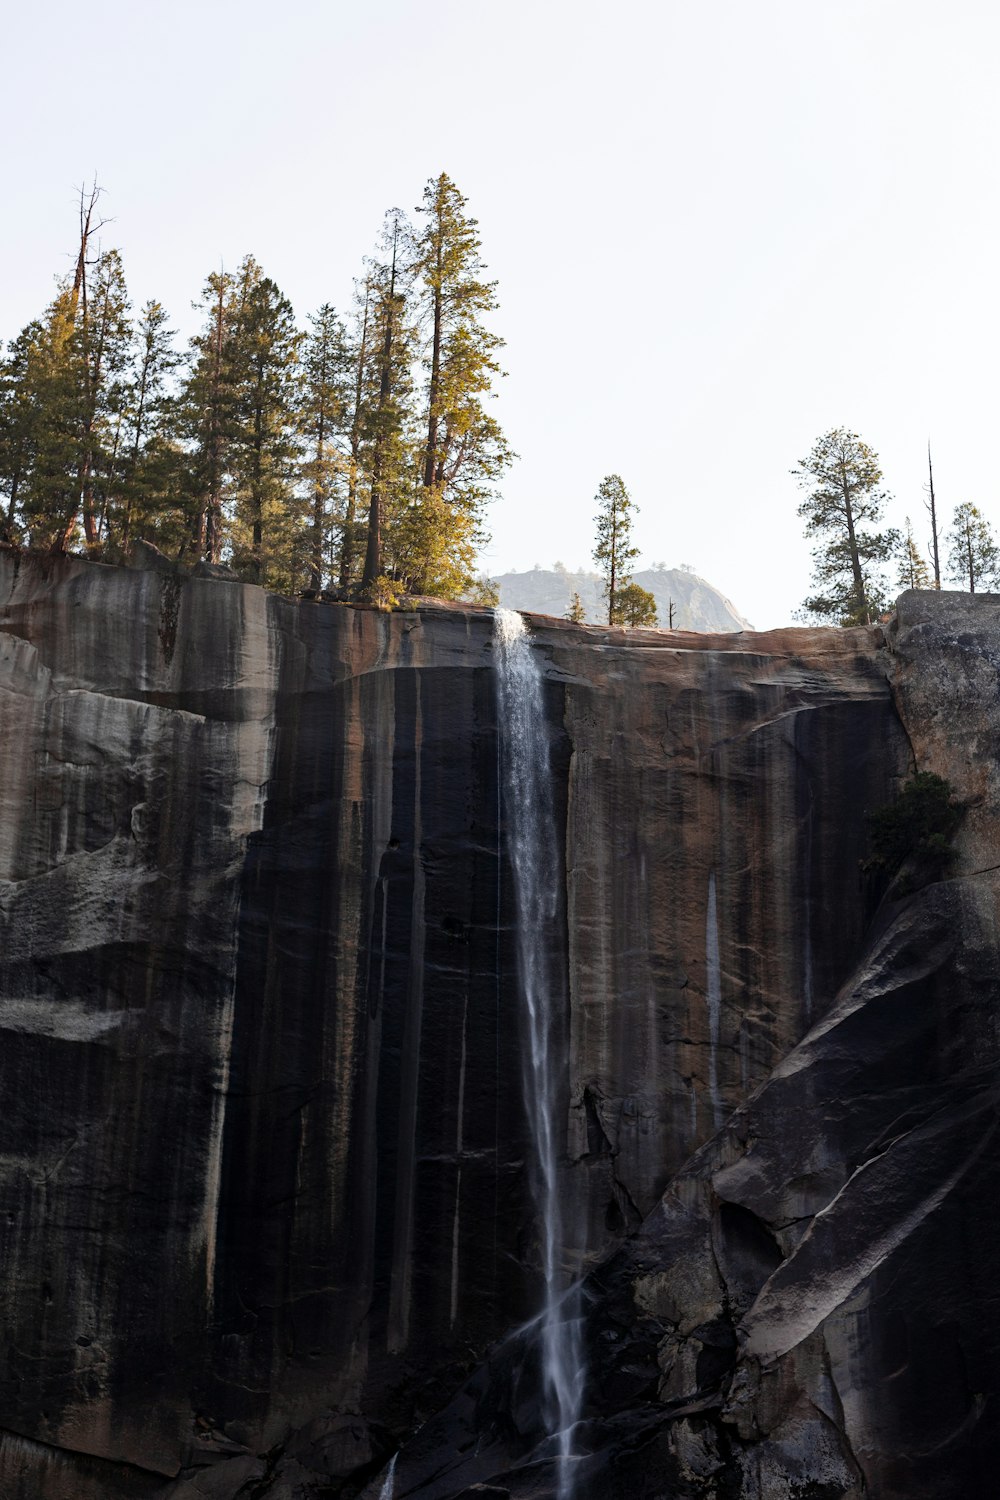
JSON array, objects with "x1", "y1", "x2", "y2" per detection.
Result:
[
  {"x1": 377, "y1": 1451, "x2": 396, "y2": 1498},
  {"x1": 706, "y1": 872, "x2": 723, "y2": 1127},
  {"x1": 494, "y1": 608, "x2": 583, "y2": 1500}
]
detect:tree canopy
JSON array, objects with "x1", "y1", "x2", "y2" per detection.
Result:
[
  {"x1": 896, "y1": 516, "x2": 931, "y2": 592},
  {"x1": 795, "y1": 428, "x2": 897, "y2": 624},
  {"x1": 593, "y1": 474, "x2": 644, "y2": 626},
  {"x1": 0, "y1": 176, "x2": 512, "y2": 604},
  {"x1": 946, "y1": 502, "x2": 1000, "y2": 594}
]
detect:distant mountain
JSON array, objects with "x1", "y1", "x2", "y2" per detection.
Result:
[{"x1": 492, "y1": 566, "x2": 752, "y2": 632}]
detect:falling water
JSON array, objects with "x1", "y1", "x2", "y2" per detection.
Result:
[
  {"x1": 378, "y1": 1452, "x2": 397, "y2": 1500},
  {"x1": 706, "y1": 873, "x2": 723, "y2": 1127},
  {"x1": 494, "y1": 608, "x2": 582, "y2": 1500}
]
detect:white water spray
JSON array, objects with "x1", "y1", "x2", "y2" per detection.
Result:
[
  {"x1": 378, "y1": 1452, "x2": 397, "y2": 1499},
  {"x1": 494, "y1": 609, "x2": 583, "y2": 1500},
  {"x1": 706, "y1": 872, "x2": 723, "y2": 1128}
]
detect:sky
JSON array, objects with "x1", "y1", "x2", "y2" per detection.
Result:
[{"x1": 5, "y1": 0, "x2": 1000, "y2": 628}]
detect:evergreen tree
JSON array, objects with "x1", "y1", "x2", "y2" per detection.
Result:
[
  {"x1": 896, "y1": 516, "x2": 931, "y2": 592},
  {"x1": 614, "y1": 580, "x2": 658, "y2": 626},
  {"x1": 0, "y1": 322, "x2": 42, "y2": 542},
  {"x1": 183, "y1": 269, "x2": 238, "y2": 562},
  {"x1": 300, "y1": 303, "x2": 351, "y2": 591},
  {"x1": 3, "y1": 173, "x2": 516, "y2": 607},
  {"x1": 82, "y1": 250, "x2": 134, "y2": 548},
  {"x1": 565, "y1": 591, "x2": 586, "y2": 623},
  {"x1": 115, "y1": 300, "x2": 184, "y2": 553},
  {"x1": 227, "y1": 257, "x2": 304, "y2": 587},
  {"x1": 946, "y1": 503, "x2": 1000, "y2": 593},
  {"x1": 361, "y1": 211, "x2": 414, "y2": 593},
  {"x1": 593, "y1": 474, "x2": 640, "y2": 625},
  {"x1": 409, "y1": 172, "x2": 512, "y2": 591},
  {"x1": 338, "y1": 277, "x2": 374, "y2": 591},
  {"x1": 388, "y1": 487, "x2": 477, "y2": 598},
  {"x1": 795, "y1": 428, "x2": 897, "y2": 624},
  {"x1": 7, "y1": 292, "x2": 86, "y2": 549}
]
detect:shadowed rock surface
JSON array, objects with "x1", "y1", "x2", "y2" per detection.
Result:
[{"x1": 0, "y1": 552, "x2": 992, "y2": 1497}]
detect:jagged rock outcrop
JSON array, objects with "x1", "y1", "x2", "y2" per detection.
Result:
[
  {"x1": 492, "y1": 566, "x2": 751, "y2": 632},
  {"x1": 1, "y1": 552, "x2": 988, "y2": 1498}
]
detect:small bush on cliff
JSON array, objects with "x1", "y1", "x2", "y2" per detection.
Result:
[
  {"x1": 863, "y1": 772, "x2": 962, "y2": 887},
  {"x1": 365, "y1": 575, "x2": 399, "y2": 611}
]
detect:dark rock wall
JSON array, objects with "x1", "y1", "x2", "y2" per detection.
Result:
[
  {"x1": 0, "y1": 553, "x2": 915, "y2": 1496},
  {"x1": 554, "y1": 625, "x2": 905, "y2": 1266},
  {"x1": 385, "y1": 594, "x2": 1000, "y2": 1500}
]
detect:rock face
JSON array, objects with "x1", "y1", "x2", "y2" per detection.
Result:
[
  {"x1": 384, "y1": 593, "x2": 1000, "y2": 1500},
  {"x1": 0, "y1": 552, "x2": 991, "y2": 1498},
  {"x1": 492, "y1": 566, "x2": 752, "y2": 631}
]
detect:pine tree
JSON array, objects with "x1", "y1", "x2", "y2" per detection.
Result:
[
  {"x1": 361, "y1": 211, "x2": 414, "y2": 593},
  {"x1": 388, "y1": 487, "x2": 477, "y2": 598},
  {"x1": 182, "y1": 269, "x2": 239, "y2": 562},
  {"x1": 115, "y1": 300, "x2": 184, "y2": 553},
  {"x1": 407, "y1": 173, "x2": 513, "y2": 595},
  {"x1": 593, "y1": 474, "x2": 640, "y2": 625},
  {"x1": 226, "y1": 257, "x2": 304, "y2": 587},
  {"x1": 338, "y1": 277, "x2": 374, "y2": 591},
  {"x1": 946, "y1": 503, "x2": 1000, "y2": 593},
  {"x1": 3, "y1": 175, "x2": 516, "y2": 607},
  {"x1": 7, "y1": 292, "x2": 87, "y2": 549},
  {"x1": 896, "y1": 516, "x2": 931, "y2": 592},
  {"x1": 795, "y1": 428, "x2": 898, "y2": 624},
  {"x1": 0, "y1": 322, "x2": 43, "y2": 542},
  {"x1": 81, "y1": 250, "x2": 133, "y2": 548},
  {"x1": 615, "y1": 581, "x2": 658, "y2": 626},
  {"x1": 300, "y1": 303, "x2": 351, "y2": 591},
  {"x1": 565, "y1": 591, "x2": 586, "y2": 623}
]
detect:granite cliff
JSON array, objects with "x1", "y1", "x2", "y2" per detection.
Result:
[
  {"x1": 0, "y1": 550, "x2": 993, "y2": 1498},
  {"x1": 491, "y1": 566, "x2": 751, "y2": 632}
]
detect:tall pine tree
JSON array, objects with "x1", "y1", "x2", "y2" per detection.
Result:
[
  {"x1": 226, "y1": 257, "x2": 303, "y2": 587},
  {"x1": 408, "y1": 172, "x2": 512, "y2": 593},
  {"x1": 361, "y1": 212, "x2": 414, "y2": 593},
  {"x1": 114, "y1": 300, "x2": 184, "y2": 553},
  {"x1": 338, "y1": 277, "x2": 374, "y2": 591},
  {"x1": 5, "y1": 292, "x2": 86, "y2": 549},
  {"x1": 895, "y1": 516, "x2": 931, "y2": 592},
  {"x1": 183, "y1": 269, "x2": 237, "y2": 562},
  {"x1": 593, "y1": 474, "x2": 640, "y2": 625},
  {"x1": 300, "y1": 304, "x2": 351, "y2": 591},
  {"x1": 795, "y1": 429, "x2": 898, "y2": 624},
  {"x1": 946, "y1": 503, "x2": 1000, "y2": 594},
  {"x1": 82, "y1": 249, "x2": 133, "y2": 548}
]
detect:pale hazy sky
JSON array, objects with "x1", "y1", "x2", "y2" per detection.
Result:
[{"x1": 6, "y1": 0, "x2": 999, "y2": 627}]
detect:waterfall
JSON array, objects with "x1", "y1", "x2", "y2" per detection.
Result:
[
  {"x1": 706, "y1": 873, "x2": 723, "y2": 1127},
  {"x1": 494, "y1": 608, "x2": 582, "y2": 1500},
  {"x1": 378, "y1": 1452, "x2": 397, "y2": 1499}
]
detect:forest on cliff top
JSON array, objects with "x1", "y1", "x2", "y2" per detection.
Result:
[{"x1": 0, "y1": 175, "x2": 510, "y2": 604}]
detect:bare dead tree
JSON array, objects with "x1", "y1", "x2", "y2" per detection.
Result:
[
  {"x1": 55, "y1": 180, "x2": 111, "y2": 552},
  {"x1": 925, "y1": 442, "x2": 941, "y2": 589}
]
